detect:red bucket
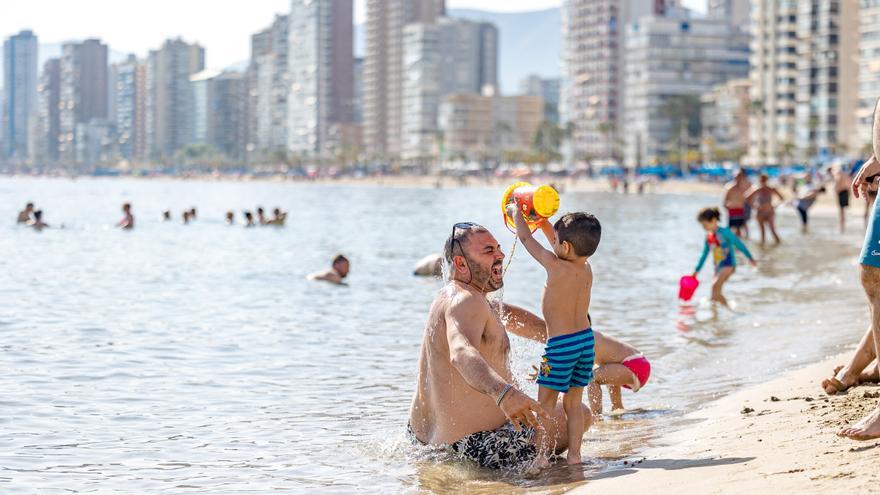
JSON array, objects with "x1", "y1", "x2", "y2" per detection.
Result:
[{"x1": 678, "y1": 275, "x2": 699, "y2": 301}]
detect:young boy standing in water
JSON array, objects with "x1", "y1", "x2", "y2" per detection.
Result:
[
  {"x1": 507, "y1": 201, "x2": 600, "y2": 467},
  {"x1": 693, "y1": 207, "x2": 756, "y2": 308}
]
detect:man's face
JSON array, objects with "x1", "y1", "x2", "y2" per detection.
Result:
[
  {"x1": 334, "y1": 260, "x2": 350, "y2": 278},
  {"x1": 457, "y1": 231, "x2": 505, "y2": 292}
]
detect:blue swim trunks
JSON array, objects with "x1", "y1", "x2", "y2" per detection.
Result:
[
  {"x1": 536, "y1": 328, "x2": 595, "y2": 392},
  {"x1": 861, "y1": 195, "x2": 880, "y2": 268}
]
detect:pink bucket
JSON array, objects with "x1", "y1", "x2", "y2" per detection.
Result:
[{"x1": 678, "y1": 275, "x2": 699, "y2": 301}]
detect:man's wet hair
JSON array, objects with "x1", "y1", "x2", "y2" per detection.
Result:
[
  {"x1": 444, "y1": 223, "x2": 489, "y2": 264},
  {"x1": 122, "y1": 202, "x2": 131, "y2": 209},
  {"x1": 26, "y1": 202, "x2": 33, "y2": 208},
  {"x1": 553, "y1": 212, "x2": 601, "y2": 258},
  {"x1": 697, "y1": 207, "x2": 721, "y2": 223},
  {"x1": 34, "y1": 210, "x2": 43, "y2": 220},
  {"x1": 333, "y1": 254, "x2": 349, "y2": 266}
]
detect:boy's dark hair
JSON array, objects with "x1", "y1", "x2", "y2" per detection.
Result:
[
  {"x1": 554, "y1": 212, "x2": 601, "y2": 257},
  {"x1": 34, "y1": 210, "x2": 43, "y2": 219},
  {"x1": 333, "y1": 254, "x2": 349, "y2": 265},
  {"x1": 697, "y1": 207, "x2": 721, "y2": 222}
]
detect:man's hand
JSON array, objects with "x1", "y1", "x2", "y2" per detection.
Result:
[
  {"x1": 749, "y1": 259, "x2": 757, "y2": 268},
  {"x1": 852, "y1": 155, "x2": 880, "y2": 199},
  {"x1": 498, "y1": 387, "x2": 549, "y2": 430}
]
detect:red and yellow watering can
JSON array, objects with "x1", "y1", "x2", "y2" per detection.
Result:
[{"x1": 501, "y1": 182, "x2": 560, "y2": 232}]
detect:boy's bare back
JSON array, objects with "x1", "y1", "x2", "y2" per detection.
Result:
[
  {"x1": 541, "y1": 256, "x2": 592, "y2": 338},
  {"x1": 508, "y1": 204, "x2": 599, "y2": 338}
]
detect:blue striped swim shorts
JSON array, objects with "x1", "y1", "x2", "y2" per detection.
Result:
[{"x1": 536, "y1": 328, "x2": 595, "y2": 392}]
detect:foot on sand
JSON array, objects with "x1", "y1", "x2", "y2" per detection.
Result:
[
  {"x1": 838, "y1": 406, "x2": 880, "y2": 441},
  {"x1": 823, "y1": 366, "x2": 856, "y2": 395}
]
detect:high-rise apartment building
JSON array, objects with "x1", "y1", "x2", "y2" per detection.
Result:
[
  {"x1": 794, "y1": 0, "x2": 858, "y2": 160},
  {"x1": 30, "y1": 58, "x2": 61, "y2": 163},
  {"x1": 191, "y1": 70, "x2": 246, "y2": 161},
  {"x1": 113, "y1": 55, "x2": 147, "y2": 162},
  {"x1": 288, "y1": 0, "x2": 354, "y2": 158},
  {"x1": 401, "y1": 17, "x2": 498, "y2": 159},
  {"x1": 58, "y1": 39, "x2": 109, "y2": 165},
  {"x1": 858, "y1": 0, "x2": 880, "y2": 152},
  {"x1": 746, "y1": 0, "x2": 858, "y2": 165},
  {"x1": 622, "y1": 14, "x2": 749, "y2": 167},
  {"x1": 247, "y1": 14, "x2": 288, "y2": 160},
  {"x1": 745, "y1": 0, "x2": 799, "y2": 165},
  {"x1": 708, "y1": 0, "x2": 751, "y2": 28},
  {"x1": 561, "y1": 0, "x2": 656, "y2": 164},
  {"x1": 363, "y1": 0, "x2": 445, "y2": 159},
  {"x1": 145, "y1": 38, "x2": 205, "y2": 161},
  {"x1": 520, "y1": 75, "x2": 561, "y2": 123},
  {"x1": 3, "y1": 30, "x2": 39, "y2": 160}
]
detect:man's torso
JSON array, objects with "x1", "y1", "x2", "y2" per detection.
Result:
[{"x1": 409, "y1": 288, "x2": 513, "y2": 444}]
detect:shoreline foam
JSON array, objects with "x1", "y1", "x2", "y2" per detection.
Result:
[{"x1": 578, "y1": 349, "x2": 880, "y2": 494}]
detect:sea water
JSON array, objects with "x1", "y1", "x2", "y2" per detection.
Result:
[{"x1": 0, "y1": 177, "x2": 869, "y2": 493}]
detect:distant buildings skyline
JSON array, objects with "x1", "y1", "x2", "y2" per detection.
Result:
[{"x1": 5, "y1": 0, "x2": 880, "y2": 169}]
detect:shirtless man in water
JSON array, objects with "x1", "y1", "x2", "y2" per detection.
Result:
[
  {"x1": 839, "y1": 98, "x2": 880, "y2": 441},
  {"x1": 724, "y1": 171, "x2": 750, "y2": 238},
  {"x1": 17, "y1": 202, "x2": 34, "y2": 224},
  {"x1": 408, "y1": 222, "x2": 592, "y2": 470},
  {"x1": 307, "y1": 255, "x2": 350, "y2": 285}
]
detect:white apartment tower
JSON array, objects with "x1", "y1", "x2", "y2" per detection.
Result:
[
  {"x1": 858, "y1": 0, "x2": 880, "y2": 153},
  {"x1": 561, "y1": 0, "x2": 656, "y2": 165},
  {"x1": 288, "y1": 0, "x2": 354, "y2": 158},
  {"x1": 363, "y1": 0, "x2": 445, "y2": 160}
]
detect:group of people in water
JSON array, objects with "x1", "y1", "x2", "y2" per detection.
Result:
[{"x1": 16, "y1": 202, "x2": 287, "y2": 230}]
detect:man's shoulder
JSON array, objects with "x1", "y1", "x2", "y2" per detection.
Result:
[{"x1": 445, "y1": 286, "x2": 491, "y2": 318}]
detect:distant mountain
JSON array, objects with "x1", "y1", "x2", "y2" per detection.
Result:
[{"x1": 353, "y1": 8, "x2": 561, "y2": 95}]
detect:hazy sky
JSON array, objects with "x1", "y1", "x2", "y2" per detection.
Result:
[{"x1": 0, "y1": 0, "x2": 706, "y2": 69}]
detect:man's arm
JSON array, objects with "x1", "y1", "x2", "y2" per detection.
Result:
[
  {"x1": 446, "y1": 295, "x2": 548, "y2": 429},
  {"x1": 499, "y1": 303, "x2": 547, "y2": 342},
  {"x1": 507, "y1": 203, "x2": 557, "y2": 268}
]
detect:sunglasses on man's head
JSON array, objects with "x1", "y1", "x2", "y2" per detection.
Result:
[{"x1": 450, "y1": 222, "x2": 478, "y2": 258}]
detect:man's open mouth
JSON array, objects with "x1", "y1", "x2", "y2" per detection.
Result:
[{"x1": 491, "y1": 264, "x2": 502, "y2": 277}]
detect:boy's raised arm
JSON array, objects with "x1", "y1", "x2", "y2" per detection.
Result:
[{"x1": 507, "y1": 203, "x2": 557, "y2": 268}]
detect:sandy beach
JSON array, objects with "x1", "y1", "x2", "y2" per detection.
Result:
[{"x1": 579, "y1": 350, "x2": 880, "y2": 494}]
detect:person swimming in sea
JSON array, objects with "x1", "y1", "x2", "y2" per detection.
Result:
[
  {"x1": 226, "y1": 211, "x2": 235, "y2": 225},
  {"x1": 117, "y1": 203, "x2": 134, "y2": 230},
  {"x1": 267, "y1": 208, "x2": 287, "y2": 226},
  {"x1": 693, "y1": 207, "x2": 756, "y2": 308},
  {"x1": 307, "y1": 254, "x2": 350, "y2": 285},
  {"x1": 28, "y1": 210, "x2": 49, "y2": 231},
  {"x1": 243, "y1": 211, "x2": 255, "y2": 228},
  {"x1": 17, "y1": 202, "x2": 34, "y2": 224}
]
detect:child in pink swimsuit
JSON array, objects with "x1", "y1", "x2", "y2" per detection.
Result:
[{"x1": 588, "y1": 327, "x2": 651, "y2": 415}]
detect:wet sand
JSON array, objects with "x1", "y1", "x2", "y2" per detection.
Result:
[{"x1": 579, "y1": 351, "x2": 880, "y2": 494}]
